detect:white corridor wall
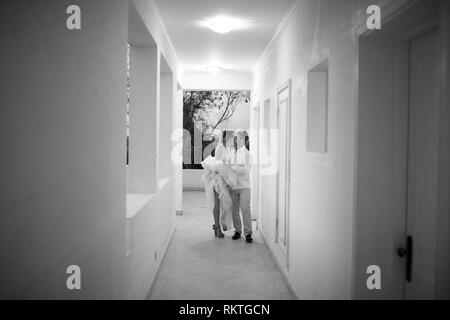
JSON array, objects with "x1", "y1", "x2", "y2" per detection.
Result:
[{"x1": 252, "y1": 0, "x2": 394, "y2": 300}]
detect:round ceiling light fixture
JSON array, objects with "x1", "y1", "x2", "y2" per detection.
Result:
[{"x1": 205, "y1": 16, "x2": 240, "y2": 34}]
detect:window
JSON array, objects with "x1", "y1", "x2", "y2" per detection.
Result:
[{"x1": 306, "y1": 59, "x2": 328, "y2": 153}]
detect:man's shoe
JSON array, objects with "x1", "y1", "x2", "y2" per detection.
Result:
[
  {"x1": 232, "y1": 232, "x2": 241, "y2": 240},
  {"x1": 245, "y1": 234, "x2": 253, "y2": 243}
]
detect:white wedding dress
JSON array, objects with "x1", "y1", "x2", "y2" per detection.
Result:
[{"x1": 201, "y1": 155, "x2": 236, "y2": 231}]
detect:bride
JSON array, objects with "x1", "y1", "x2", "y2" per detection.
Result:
[{"x1": 201, "y1": 130, "x2": 236, "y2": 238}]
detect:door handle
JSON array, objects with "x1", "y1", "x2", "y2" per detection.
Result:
[
  {"x1": 397, "y1": 247, "x2": 408, "y2": 257},
  {"x1": 397, "y1": 235, "x2": 413, "y2": 282}
]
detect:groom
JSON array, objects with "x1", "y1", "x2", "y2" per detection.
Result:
[{"x1": 229, "y1": 130, "x2": 253, "y2": 243}]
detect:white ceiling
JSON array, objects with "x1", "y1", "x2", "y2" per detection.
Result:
[{"x1": 153, "y1": 0, "x2": 297, "y2": 74}]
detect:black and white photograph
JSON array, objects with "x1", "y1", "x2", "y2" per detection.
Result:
[{"x1": 1, "y1": 0, "x2": 450, "y2": 307}]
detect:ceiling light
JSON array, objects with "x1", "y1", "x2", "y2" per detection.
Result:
[
  {"x1": 206, "y1": 66, "x2": 223, "y2": 73},
  {"x1": 206, "y1": 16, "x2": 239, "y2": 34}
]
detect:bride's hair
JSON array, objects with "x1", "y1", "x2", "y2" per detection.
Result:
[{"x1": 212, "y1": 129, "x2": 222, "y2": 142}]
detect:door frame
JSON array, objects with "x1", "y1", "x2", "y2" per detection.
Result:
[
  {"x1": 352, "y1": 0, "x2": 450, "y2": 299},
  {"x1": 405, "y1": 30, "x2": 441, "y2": 299},
  {"x1": 251, "y1": 102, "x2": 261, "y2": 230},
  {"x1": 275, "y1": 79, "x2": 292, "y2": 267},
  {"x1": 435, "y1": 1, "x2": 450, "y2": 300}
]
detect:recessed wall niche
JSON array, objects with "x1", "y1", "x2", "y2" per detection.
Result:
[
  {"x1": 127, "y1": 2, "x2": 158, "y2": 194},
  {"x1": 306, "y1": 59, "x2": 329, "y2": 153},
  {"x1": 158, "y1": 54, "x2": 174, "y2": 183}
]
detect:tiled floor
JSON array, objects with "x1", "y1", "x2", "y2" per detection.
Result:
[{"x1": 148, "y1": 191, "x2": 294, "y2": 300}]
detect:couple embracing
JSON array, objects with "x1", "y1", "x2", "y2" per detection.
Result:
[{"x1": 201, "y1": 130, "x2": 253, "y2": 243}]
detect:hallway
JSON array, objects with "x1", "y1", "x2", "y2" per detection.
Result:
[
  {"x1": 148, "y1": 191, "x2": 294, "y2": 300},
  {"x1": 1, "y1": 0, "x2": 450, "y2": 301}
]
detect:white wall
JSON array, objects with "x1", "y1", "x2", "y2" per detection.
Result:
[
  {"x1": 253, "y1": 0, "x2": 450, "y2": 300},
  {"x1": 0, "y1": 0, "x2": 128, "y2": 299},
  {"x1": 126, "y1": 0, "x2": 182, "y2": 299},
  {"x1": 183, "y1": 170, "x2": 205, "y2": 191},
  {"x1": 126, "y1": 182, "x2": 174, "y2": 299},
  {"x1": 158, "y1": 72, "x2": 174, "y2": 181},
  {"x1": 129, "y1": 45, "x2": 158, "y2": 194},
  {"x1": 252, "y1": 0, "x2": 394, "y2": 300},
  {"x1": 182, "y1": 72, "x2": 252, "y2": 91},
  {"x1": 174, "y1": 88, "x2": 184, "y2": 212},
  {"x1": 0, "y1": 0, "x2": 182, "y2": 299},
  {"x1": 131, "y1": 0, "x2": 183, "y2": 81}
]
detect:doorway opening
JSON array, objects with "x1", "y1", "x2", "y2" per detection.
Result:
[{"x1": 275, "y1": 80, "x2": 292, "y2": 266}]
